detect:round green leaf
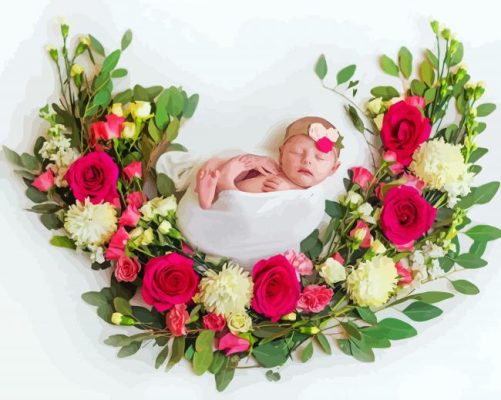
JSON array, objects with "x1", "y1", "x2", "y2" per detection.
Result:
[
  {"x1": 452, "y1": 279, "x2": 480, "y2": 295},
  {"x1": 465, "y1": 225, "x2": 501, "y2": 242}
]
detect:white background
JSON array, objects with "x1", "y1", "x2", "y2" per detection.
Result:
[{"x1": 1, "y1": 1, "x2": 501, "y2": 399}]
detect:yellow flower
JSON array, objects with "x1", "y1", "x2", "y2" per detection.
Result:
[
  {"x1": 346, "y1": 255, "x2": 398, "y2": 307},
  {"x1": 317, "y1": 258, "x2": 346, "y2": 285},
  {"x1": 110, "y1": 103, "x2": 123, "y2": 117},
  {"x1": 227, "y1": 312, "x2": 252, "y2": 333},
  {"x1": 70, "y1": 64, "x2": 84, "y2": 77},
  {"x1": 194, "y1": 263, "x2": 253, "y2": 317},
  {"x1": 129, "y1": 101, "x2": 152, "y2": 119}
]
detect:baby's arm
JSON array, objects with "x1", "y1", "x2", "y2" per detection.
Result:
[{"x1": 261, "y1": 175, "x2": 298, "y2": 192}]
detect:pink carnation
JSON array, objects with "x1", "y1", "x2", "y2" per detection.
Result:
[
  {"x1": 32, "y1": 170, "x2": 54, "y2": 192},
  {"x1": 297, "y1": 285, "x2": 333, "y2": 313},
  {"x1": 105, "y1": 226, "x2": 129, "y2": 261},
  {"x1": 166, "y1": 303, "x2": 189, "y2": 336},
  {"x1": 126, "y1": 191, "x2": 146, "y2": 208},
  {"x1": 283, "y1": 249, "x2": 313, "y2": 276}
]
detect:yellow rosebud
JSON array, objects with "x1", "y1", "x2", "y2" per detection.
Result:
[
  {"x1": 121, "y1": 122, "x2": 136, "y2": 139},
  {"x1": 79, "y1": 35, "x2": 91, "y2": 46},
  {"x1": 227, "y1": 312, "x2": 252, "y2": 333},
  {"x1": 130, "y1": 101, "x2": 152, "y2": 119},
  {"x1": 317, "y1": 258, "x2": 346, "y2": 285},
  {"x1": 109, "y1": 103, "x2": 123, "y2": 117},
  {"x1": 370, "y1": 239, "x2": 386, "y2": 255},
  {"x1": 158, "y1": 220, "x2": 173, "y2": 235}
]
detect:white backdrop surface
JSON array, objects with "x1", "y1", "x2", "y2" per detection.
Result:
[{"x1": 1, "y1": 1, "x2": 501, "y2": 399}]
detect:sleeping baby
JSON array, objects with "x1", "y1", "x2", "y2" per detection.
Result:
[{"x1": 195, "y1": 116, "x2": 342, "y2": 209}]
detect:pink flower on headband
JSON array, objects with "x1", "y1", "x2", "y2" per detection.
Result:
[{"x1": 308, "y1": 123, "x2": 340, "y2": 153}]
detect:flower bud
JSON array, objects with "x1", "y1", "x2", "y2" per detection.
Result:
[
  {"x1": 298, "y1": 326, "x2": 320, "y2": 335},
  {"x1": 281, "y1": 312, "x2": 297, "y2": 321},
  {"x1": 46, "y1": 45, "x2": 58, "y2": 62},
  {"x1": 140, "y1": 228, "x2": 154, "y2": 246},
  {"x1": 430, "y1": 20, "x2": 440, "y2": 34},
  {"x1": 121, "y1": 122, "x2": 136, "y2": 139},
  {"x1": 70, "y1": 64, "x2": 84, "y2": 77},
  {"x1": 111, "y1": 312, "x2": 135, "y2": 326},
  {"x1": 110, "y1": 103, "x2": 124, "y2": 117},
  {"x1": 158, "y1": 220, "x2": 173, "y2": 235},
  {"x1": 370, "y1": 239, "x2": 387, "y2": 255},
  {"x1": 441, "y1": 28, "x2": 451, "y2": 40}
]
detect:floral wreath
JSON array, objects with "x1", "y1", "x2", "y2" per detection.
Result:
[{"x1": 4, "y1": 20, "x2": 500, "y2": 392}]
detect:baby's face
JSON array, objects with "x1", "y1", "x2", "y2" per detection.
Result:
[{"x1": 279, "y1": 135, "x2": 339, "y2": 188}]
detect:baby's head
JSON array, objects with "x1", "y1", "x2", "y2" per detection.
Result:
[{"x1": 279, "y1": 116, "x2": 342, "y2": 188}]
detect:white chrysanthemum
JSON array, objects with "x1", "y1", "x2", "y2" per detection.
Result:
[
  {"x1": 346, "y1": 255, "x2": 398, "y2": 307},
  {"x1": 195, "y1": 263, "x2": 253, "y2": 317},
  {"x1": 410, "y1": 138, "x2": 470, "y2": 193},
  {"x1": 64, "y1": 199, "x2": 117, "y2": 248}
]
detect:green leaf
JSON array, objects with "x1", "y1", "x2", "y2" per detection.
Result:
[
  {"x1": 166, "y1": 117, "x2": 180, "y2": 141},
  {"x1": 448, "y1": 42, "x2": 463, "y2": 67},
  {"x1": 50, "y1": 235, "x2": 76, "y2": 249},
  {"x1": 193, "y1": 335, "x2": 215, "y2": 376},
  {"x1": 402, "y1": 301, "x2": 443, "y2": 322},
  {"x1": 93, "y1": 89, "x2": 112, "y2": 107},
  {"x1": 253, "y1": 339, "x2": 288, "y2": 368},
  {"x1": 349, "y1": 339, "x2": 375, "y2": 362},
  {"x1": 398, "y1": 47, "x2": 413, "y2": 78},
  {"x1": 380, "y1": 55, "x2": 399, "y2": 77},
  {"x1": 451, "y1": 279, "x2": 480, "y2": 295},
  {"x1": 167, "y1": 336, "x2": 185, "y2": 370},
  {"x1": 40, "y1": 213, "x2": 63, "y2": 230},
  {"x1": 101, "y1": 49, "x2": 121, "y2": 74},
  {"x1": 425, "y1": 49, "x2": 439, "y2": 69},
  {"x1": 453, "y1": 253, "x2": 487, "y2": 269},
  {"x1": 104, "y1": 334, "x2": 130, "y2": 347},
  {"x1": 476, "y1": 103, "x2": 496, "y2": 117},
  {"x1": 300, "y1": 341, "x2": 313, "y2": 363},
  {"x1": 117, "y1": 341, "x2": 141, "y2": 358},
  {"x1": 133, "y1": 84, "x2": 150, "y2": 102},
  {"x1": 208, "y1": 351, "x2": 226, "y2": 375},
  {"x1": 336, "y1": 64, "x2": 356, "y2": 85},
  {"x1": 165, "y1": 86, "x2": 185, "y2": 116},
  {"x1": 97, "y1": 303, "x2": 113, "y2": 322},
  {"x1": 315, "y1": 333, "x2": 332, "y2": 355},
  {"x1": 370, "y1": 86, "x2": 400, "y2": 101},
  {"x1": 3, "y1": 145, "x2": 23, "y2": 166},
  {"x1": 419, "y1": 60, "x2": 435, "y2": 86},
  {"x1": 155, "y1": 89, "x2": 171, "y2": 130},
  {"x1": 146, "y1": 86, "x2": 163, "y2": 101},
  {"x1": 156, "y1": 173, "x2": 176, "y2": 196},
  {"x1": 300, "y1": 229, "x2": 319, "y2": 253},
  {"x1": 183, "y1": 94, "x2": 199, "y2": 118},
  {"x1": 465, "y1": 225, "x2": 501, "y2": 242},
  {"x1": 148, "y1": 118, "x2": 161, "y2": 143},
  {"x1": 346, "y1": 104, "x2": 365, "y2": 133},
  {"x1": 89, "y1": 34, "x2": 105, "y2": 56},
  {"x1": 114, "y1": 89, "x2": 133, "y2": 104},
  {"x1": 81, "y1": 291, "x2": 108, "y2": 307},
  {"x1": 356, "y1": 307, "x2": 377, "y2": 325},
  {"x1": 315, "y1": 54, "x2": 328, "y2": 80},
  {"x1": 26, "y1": 186, "x2": 47, "y2": 203},
  {"x1": 111, "y1": 68, "x2": 128, "y2": 78},
  {"x1": 265, "y1": 370, "x2": 281, "y2": 382},
  {"x1": 215, "y1": 357, "x2": 236, "y2": 392},
  {"x1": 121, "y1": 29, "x2": 133, "y2": 50},
  {"x1": 113, "y1": 297, "x2": 133, "y2": 316},
  {"x1": 155, "y1": 345, "x2": 169, "y2": 369},
  {"x1": 410, "y1": 291, "x2": 454, "y2": 304},
  {"x1": 195, "y1": 330, "x2": 215, "y2": 352},
  {"x1": 337, "y1": 338, "x2": 352, "y2": 355},
  {"x1": 410, "y1": 79, "x2": 426, "y2": 96},
  {"x1": 28, "y1": 203, "x2": 61, "y2": 214},
  {"x1": 340, "y1": 321, "x2": 361, "y2": 340},
  {"x1": 469, "y1": 241, "x2": 487, "y2": 258},
  {"x1": 458, "y1": 181, "x2": 499, "y2": 209},
  {"x1": 21, "y1": 153, "x2": 40, "y2": 171},
  {"x1": 361, "y1": 333, "x2": 391, "y2": 349},
  {"x1": 364, "y1": 318, "x2": 417, "y2": 340}
]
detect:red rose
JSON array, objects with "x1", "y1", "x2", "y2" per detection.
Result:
[
  {"x1": 251, "y1": 255, "x2": 301, "y2": 322},
  {"x1": 141, "y1": 253, "x2": 199, "y2": 312},
  {"x1": 380, "y1": 186, "x2": 437, "y2": 245},
  {"x1": 202, "y1": 313, "x2": 226, "y2": 332},
  {"x1": 66, "y1": 151, "x2": 119, "y2": 204},
  {"x1": 166, "y1": 303, "x2": 189, "y2": 336},
  {"x1": 380, "y1": 100, "x2": 431, "y2": 166}
]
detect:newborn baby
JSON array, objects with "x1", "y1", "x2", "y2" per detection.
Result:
[{"x1": 195, "y1": 116, "x2": 342, "y2": 209}]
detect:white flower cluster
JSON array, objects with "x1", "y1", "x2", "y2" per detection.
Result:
[
  {"x1": 39, "y1": 123, "x2": 79, "y2": 187},
  {"x1": 408, "y1": 240, "x2": 448, "y2": 288}
]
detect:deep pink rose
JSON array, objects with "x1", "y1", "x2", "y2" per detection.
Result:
[
  {"x1": 141, "y1": 253, "x2": 199, "y2": 312},
  {"x1": 202, "y1": 313, "x2": 226, "y2": 332},
  {"x1": 297, "y1": 285, "x2": 333, "y2": 313},
  {"x1": 66, "y1": 151, "x2": 119, "y2": 204},
  {"x1": 381, "y1": 100, "x2": 431, "y2": 166},
  {"x1": 350, "y1": 166, "x2": 374, "y2": 191},
  {"x1": 166, "y1": 303, "x2": 189, "y2": 336},
  {"x1": 217, "y1": 332, "x2": 250, "y2": 355},
  {"x1": 89, "y1": 114, "x2": 125, "y2": 146},
  {"x1": 395, "y1": 261, "x2": 413, "y2": 286},
  {"x1": 251, "y1": 255, "x2": 301, "y2": 322},
  {"x1": 283, "y1": 249, "x2": 313, "y2": 276},
  {"x1": 380, "y1": 186, "x2": 437, "y2": 245},
  {"x1": 123, "y1": 161, "x2": 142, "y2": 181},
  {"x1": 115, "y1": 255, "x2": 141, "y2": 282},
  {"x1": 126, "y1": 191, "x2": 146, "y2": 208},
  {"x1": 32, "y1": 170, "x2": 54, "y2": 192},
  {"x1": 349, "y1": 220, "x2": 373, "y2": 249},
  {"x1": 105, "y1": 226, "x2": 129, "y2": 261},
  {"x1": 119, "y1": 205, "x2": 140, "y2": 227}
]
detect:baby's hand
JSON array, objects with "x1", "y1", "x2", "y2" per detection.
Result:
[
  {"x1": 241, "y1": 155, "x2": 280, "y2": 176},
  {"x1": 262, "y1": 176, "x2": 291, "y2": 192}
]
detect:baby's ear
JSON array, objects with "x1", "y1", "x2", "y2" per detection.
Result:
[{"x1": 330, "y1": 160, "x2": 341, "y2": 175}]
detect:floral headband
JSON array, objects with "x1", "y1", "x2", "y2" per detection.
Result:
[{"x1": 307, "y1": 123, "x2": 343, "y2": 153}]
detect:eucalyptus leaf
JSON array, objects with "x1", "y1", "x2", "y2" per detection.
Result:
[
  {"x1": 40, "y1": 213, "x2": 63, "y2": 230},
  {"x1": 336, "y1": 64, "x2": 356, "y2": 85},
  {"x1": 121, "y1": 29, "x2": 133, "y2": 50},
  {"x1": 476, "y1": 103, "x2": 496, "y2": 117},
  {"x1": 402, "y1": 301, "x2": 443, "y2": 322},
  {"x1": 380, "y1": 55, "x2": 399, "y2": 77},
  {"x1": 451, "y1": 279, "x2": 480, "y2": 295},
  {"x1": 465, "y1": 225, "x2": 501, "y2": 242},
  {"x1": 370, "y1": 86, "x2": 400, "y2": 101},
  {"x1": 315, "y1": 54, "x2": 328, "y2": 80},
  {"x1": 453, "y1": 253, "x2": 487, "y2": 269},
  {"x1": 300, "y1": 341, "x2": 314, "y2": 363},
  {"x1": 117, "y1": 341, "x2": 141, "y2": 358},
  {"x1": 113, "y1": 297, "x2": 133, "y2": 316},
  {"x1": 50, "y1": 235, "x2": 76, "y2": 249},
  {"x1": 398, "y1": 47, "x2": 412, "y2": 78}
]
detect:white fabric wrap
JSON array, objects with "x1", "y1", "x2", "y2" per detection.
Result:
[{"x1": 156, "y1": 150, "x2": 326, "y2": 270}]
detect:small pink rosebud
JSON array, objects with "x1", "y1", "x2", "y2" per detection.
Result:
[
  {"x1": 123, "y1": 161, "x2": 142, "y2": 181},
  {"x1": 350, "y1": 166, "x2": 374, "y2": 191},
  {"x1": 395, "y1": 261, "x2": 413, "y2": 286},
  {"x1": 349, "y1": 220, "x2": 373, "y2": 249},
  {"x1": 217, "y1": 332, "x2": 250, "y2": 356},
  {"x1": 32, "y1": 170, "x2": 55, "y2": 192}
]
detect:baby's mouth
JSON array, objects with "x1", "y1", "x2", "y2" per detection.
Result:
[{"x1": 298, "y1": 168, "x2": 313, "y2": 176}]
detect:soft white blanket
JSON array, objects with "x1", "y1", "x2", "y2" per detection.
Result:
[{"x1": 156, "y1": 150, "x2": 326, "y2": 269}]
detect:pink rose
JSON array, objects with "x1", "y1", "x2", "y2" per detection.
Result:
[
  {"x1": 202, "y1": 313, "x2": 226, "y2": 332},
  {"x1": 349, "y1": 220, "x2": 373, "y2": 248},
  {"x1": 395, "y1": 261, "x2": 413, "y2": 286},
  {"x1": 141, "y1": 253, "x2": 199, "y2": 312},
  {"x1": 381, "y1": 100, "x2": 431, "y2": 166},
  {"x1": 217, "y1": 332, "x2": 250, "y2": 356},
  {"x1": 166, "y1": 303, "x2": 189, "y2": 336},
  {"x1": 402, "y1": 173, "x2": 425, "y2": 193},
  {"x1": 380, "y1": 186, "x2": 437, "y2": 245},
  {"x1": 118, "y1": 205, "x2": 140, "y2": 227},
  {"x1": 297, "y1": 285, "x2": 333, "y2": 313},
  {"x1": 251, "y1": 255, "x2": 301, "y2": 322},
  {"x1": 105, "y1": 226, "x2": 129, "y2": 261},
  {"x1": 123, "y1": 161, "x2": 142, "y2": 181},
  {"x1": 375, "y1": 182, "x2": 386, "y2": 200},
  {"x1": 332, "y1": 252, "x2": 345, "y2": 265},
  {"x1": 404, "y1": 96, "x2": 426, "y2": 109},
  {"x1": 66, "y1": 151, "x2": 119, "y2": 204},
  {"x1": 126, "y1": 191, "x2": 146, "y2": 208},
  {"x1": 283, "y1": 249, "x2": 313, "y2": 276},
  {"x1": 350, "y1": 166, "x2": 374, "y2": 191},
  {"x1": 383, "y1": 151, "x2": 404, "y2": 174},
  {"x1": 89, "y1": 114, "x2": 125, "y2": 147},
  {"x1": 32, "y1": 170, "x2": 54, "y2": 192},
  {"x1": 115, "y1": 255, "x2": 141, "y2": 282},
  {"x1": 395, "y1": 241, "x2": 415, "y2": 252}
]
